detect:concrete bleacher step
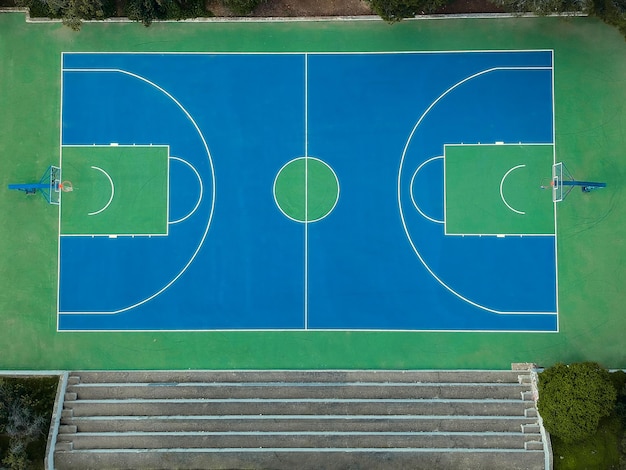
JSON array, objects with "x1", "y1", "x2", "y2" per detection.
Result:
[
  {"x1": 62, "y1": 397, "x2": 533, "y2": 417},
  {"x1": 63, "y1": 415, "x2": 538, "y2": 433},
  {"x1": 54, "y1": 448, "x2": 546, "y2": 470},
  {"x1": 67, "y1": 382, "x2": 529, "y2": 400},
  {"x1": 67, "y1": 370, "x2": 527, "y2": 384},
  {"x1": 57, "y1": 430, "x2": 541, "y2": 450},
  {"x1": 54, "y1": 369, "x2": 547, "y2": 470}
]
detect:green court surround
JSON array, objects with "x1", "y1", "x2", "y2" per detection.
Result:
[{"x1": 0, "y1": 12, "x2": 625, "y2": 370}]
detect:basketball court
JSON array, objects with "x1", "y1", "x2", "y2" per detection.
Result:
[
  {"x1": 58, "y1": 51, "x2": 558, "y2": 332},
  {"x1": 1, "y1": 12, "x2": 624, "y2": 370}
]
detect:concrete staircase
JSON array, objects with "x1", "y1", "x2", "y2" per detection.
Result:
[{"x1": 53, "y1": 369, "x2": 547, "y2": 469}]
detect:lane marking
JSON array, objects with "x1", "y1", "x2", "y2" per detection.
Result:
[
  {"x1": 304, "y1": 53, "x2": 309, "y2": 330},
  {"x1": 88, "y1": 166, "x2": 114, "y2": 216},
  {"x1": 499, "y1": 164, "x2": 526, "y2": 215},
  {"x1": 410, "y1": 156, "x2": 444, "y2": 224},
  {"x1": 168, "y1": 156, "x2": 203, "y2": 225}
]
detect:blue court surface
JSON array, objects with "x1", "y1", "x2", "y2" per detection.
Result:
[{"x1": 58, "y1": 51, "x2": 558, "y2": 332}]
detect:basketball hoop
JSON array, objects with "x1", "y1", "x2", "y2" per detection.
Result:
[
  {"x1": 60, "y1": 181, "x2": 74, "y2": 192},
  {"x1": 540, "y1": 177, "x2": 554, "y2": 190}
]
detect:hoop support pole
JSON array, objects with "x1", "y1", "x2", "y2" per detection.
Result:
[
  {"x1": 8, "y1": 183, "x2": 50, "y2": 191},
  {"x1": 560, "y1": 180, "x2": 606, "y2": 188}
]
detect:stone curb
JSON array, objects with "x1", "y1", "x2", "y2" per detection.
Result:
[{"x1": 0, "y1": 6, "x2": 588, "y2": 23}]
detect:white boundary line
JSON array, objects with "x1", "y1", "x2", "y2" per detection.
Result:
[
  {"x1": 409, "y1": 156, "x2": 444, "y2": 224},
  {"x1": 61, "y1": 50, "x2": 555, "y2": 56},
  {"x1": 57, "y1": 53, "x2": 64, "y2": 333},
  {"x1": 57, "y1": 52, "x2": 558, "y2": 332},
  {"x1": 304, "y1": 53, "x2": 309, "y2": 330},
  {"x1": 87, "y1": 166, "x2": 115, "y2": 216},
  {"x1": 499, "y1": 164, "x2": 526, "y2": 215},
  {"x1": 551, "y1": 50, "x2": 560, "y2": 331},
  {"x1": 397, "y1": 65, "x2": 557, "y2": 316},
  {"x1": 58, "y1": 326, "x2": 558, "y2": 333},
  {"x1": 58, "y1": 67, "x2": 215, "y2": 316},
  {"x1": 168, "y1": 156, "x2": 203, "y2": 224}
]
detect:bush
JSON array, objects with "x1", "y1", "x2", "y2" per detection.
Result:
[
  {"x1": 591, "y1": 0, "x2": 626, "y2": 38},
  {"x1": 126, "y1": 0, "x2": 211, "y2": 26},
  {"x1": 489, "y1": 0, "x2": 626, "y2": 38},
  {"x1": 489, "y1": 0, "x2": 591, "y2": 15},
  {"x1": 15, "y1": 0, "x2": 115, "y2": 28},
  {"x1": 538, "y1": 362, "x2": 617, "y2": 444},
  {"x1": 367, "y1": 0, "x2": 450, "y2": 21},
  {"x1": 0, "y1": 377, "x2": 58, "y2": 470}
]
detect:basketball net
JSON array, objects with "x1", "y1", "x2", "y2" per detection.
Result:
[{"x1": 60, "y1": 181, "x2": 74, "y2": 192}]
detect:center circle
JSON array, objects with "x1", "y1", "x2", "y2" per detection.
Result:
[{"x1": 273, "y1": 157, "x2": 339, "y2": 223}]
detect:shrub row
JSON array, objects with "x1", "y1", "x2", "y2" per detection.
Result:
[
  {"x1": 538, "y1": 363, "x2": 626, "y2": 468},
  {"x1": 13, "y1": 0, "x2": 626, "y2": 39}
]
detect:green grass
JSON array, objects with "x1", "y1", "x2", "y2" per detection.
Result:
[
  {"x1": 0, "y1": 13, "x2": 625, "y2": 370},
  {"x1": 553, "y1": 415, "x2": 622, "y2": 470}
]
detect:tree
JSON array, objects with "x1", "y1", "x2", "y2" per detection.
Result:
[
  {"x1": 591, "y1": 0, "x2": 626, "y2": 37},
  {"x1": 489, "y1": 0, "x2": 591, "y2": 15},
  {"x1": 538, "y1": 362, "x2": 617, "y2": 443},
  {"x1": 0, "y1": 379, "x2": 51, "y2": 470},
  {"x1": 15, "y1": 0, "x2": 110, "y2": 30},
  {"x1": 367, "y1": 0, "x2": 449, "y2": 21}
]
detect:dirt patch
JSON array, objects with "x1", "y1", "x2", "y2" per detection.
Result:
[
  {"x1": 207, "y1": 0, "x2": 373, "y2": 17},
  {"x1": 208, "y1": 0, "x2": 503, "y2": 18},
  {"x1": 435, "y1": 0, "x2": 504, "y2": 14},
  {"x1": 254, "y1": 0, "x2": 373, "y2": 16}
]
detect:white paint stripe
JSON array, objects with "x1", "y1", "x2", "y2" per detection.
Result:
[
  {"x1": 67, "y1": 397, "x2": 523, "y2": 403},
  {"x1": 499, "y1": 164, "x2": 526, "y2": 215},
  {"x1": 87, "y1": 166, "x2": 115, "y2": 216},
  {"x1": 67, "y1": 431, "x2": 527, "y2": 437},
  {"x1": 304, "y1": 53, "x2": 309, "y2": 330},
  {"x1": 60, "y1": 68, "x2": 216, "y2": 316},
  {"x1": 59, "y1": 448, "x2": 545, "y2": 454},
  {"x1": 409, "y1": 156, "x2": 444, "y2": 224},
  {"x1": 57, "y1": 54, "x2": 64, "y2": 333},
  {"x1": 57, "y1": 326, "x2": 557, "y2": 332},
  {"x1": 64, "y1": 50, "x2": 554, "y2": 56},
  {"x1": 551, "y1": 51, "x2": 560, "y2": 330},
  {"x1": 397, "y1": 66, "x2": 556, "y2": 315},
  {"x1": 71, "y1": 414, "x2": 534, "y2": 421},
  {"x1": 72, "y1": 381, "x2": 525, "y2": 387},
  {"x1": 168, "y1": 156, "x2": 203, "y2": 225}
]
